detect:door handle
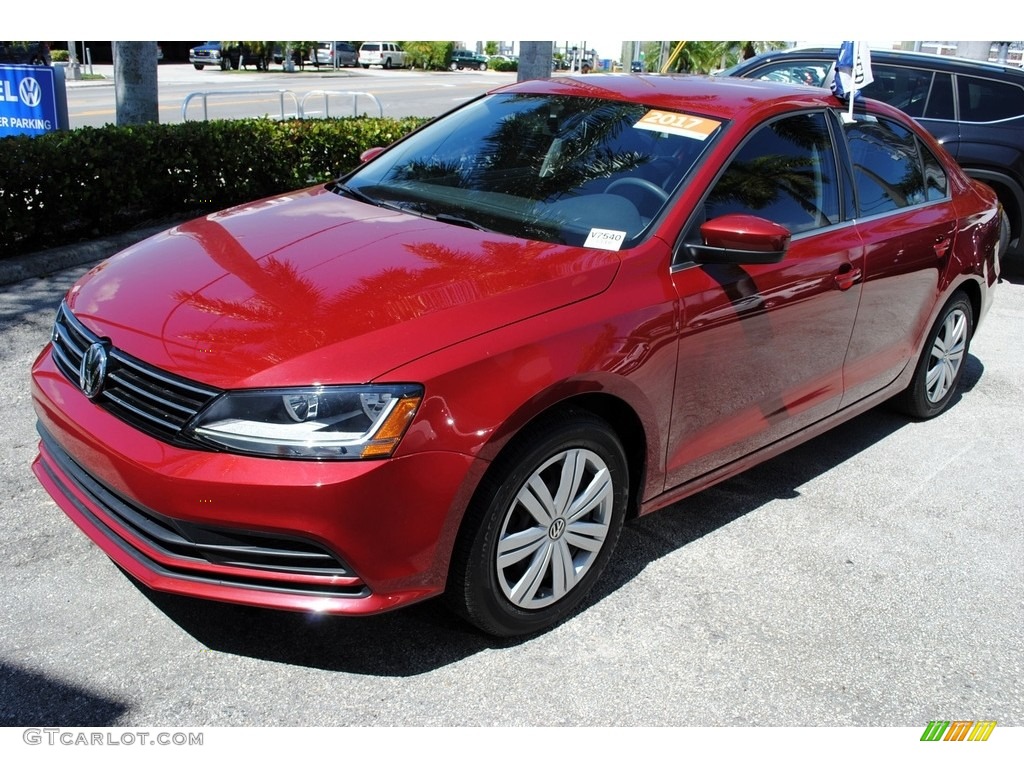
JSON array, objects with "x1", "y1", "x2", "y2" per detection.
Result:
[{"x1": 834, "y1": 265, "x2": 862, "y2": 291}]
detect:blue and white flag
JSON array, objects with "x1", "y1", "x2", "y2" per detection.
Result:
[{"x1": 830, "y1": 41, "x2": 874, "y2": 101}]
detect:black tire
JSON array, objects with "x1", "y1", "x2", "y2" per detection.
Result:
[
  {"x1": 479, "y1": 62, "x2": 488, "y2": 71},
  {"x1": 446, "y1": 409, "x2": 628, "y2": 637},
  {"x1": 449, "y1": 61, "x2": 458, "y2": 72},
  {"x1": 383, "y1": 58, "x2": 391, "y2": 69},
  {"x1": 193, "y1": 63, "x2": 204, "y2": 70},
  {"x1": 895, "y1": 291, "x2": 973, "y2": 419}
]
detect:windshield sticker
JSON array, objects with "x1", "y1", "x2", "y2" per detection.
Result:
[
  {"x1": 635, "y1": 110, "x2": 721, "y2": 140},
  {"x1": 585, "y1": 228, "x2": 627, "y2": 251}
]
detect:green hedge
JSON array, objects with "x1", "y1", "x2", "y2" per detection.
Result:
[{"x1": 0, "y1": 116, "x2": 427, "y2": 258}]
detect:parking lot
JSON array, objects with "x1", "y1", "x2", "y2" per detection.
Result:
[{"x1": 1, "y1": 226, "x2": 1021, "y2": 737}]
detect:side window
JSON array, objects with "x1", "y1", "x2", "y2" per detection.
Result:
[
  {"x1": 703, "y1": 112, "x2": 840, "y2": 234},
  {"x1": 868, "y1": 65, "x2": 938, "y2": 118},
  {"x1": 924, "y1": 72, "x2": 955, "y2": 120},
  {"x1": 957, "y1": 75, "x2": 1024, "y2": 122},
  {"x1": 745, "y1": 60, "x2": 831, "y2": 87},
  {"x1": 920, "y1": 140, "x2": 948, "y2": 201},
  {"x1": 844, "y1": 116, "x2": 927, "y2": 215}
]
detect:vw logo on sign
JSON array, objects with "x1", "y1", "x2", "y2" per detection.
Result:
[
  {"x1": 19, "y1": 77, "x2": 42, "y2": 108},
  {"x1": 79, "y1": 342, "x2": 109, "y2": 399}
]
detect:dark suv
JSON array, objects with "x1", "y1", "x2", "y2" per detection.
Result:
[
  {"x1": 722, "y1": 47, "x2": 1024, "y2": 257},
  {"x1": 449, "y1": 49, "x2": 488, "y2": 71}
]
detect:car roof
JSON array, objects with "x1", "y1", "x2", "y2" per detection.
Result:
[
  {"x1": 731, "y1": 46, "x2": 1024, "y2": 81},
  {"x1": 496, "y1": 73, "x2": 867, "y2": 122}
]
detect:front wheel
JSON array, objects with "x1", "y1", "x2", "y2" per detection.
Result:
[
  {"x1": 193, "y1": 63, "x2": 204, "y2": 70},
  {"x1": 446, "y1": 410, "x2": 629, "y2": 637},
  {"x1": 895, "y1": 291, "x2": 973, "y2": 419},
  {"x1": 479, "y1": 62, "x2": 488, "y2": 71}
]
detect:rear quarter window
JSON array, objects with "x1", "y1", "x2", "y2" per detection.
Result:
[{"x1": 957, "y1": 75, "x2": 1024, "y2": 122}]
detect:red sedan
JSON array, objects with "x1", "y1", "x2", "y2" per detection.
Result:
[{"x1": 31, "y1": 74, "x2": 1001, "y2": 637}]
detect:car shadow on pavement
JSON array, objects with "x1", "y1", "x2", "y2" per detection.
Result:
[
  {"x1": 0, "y1": 661, "x2": 129, "y2": 726},
  {"x1": 135, "y1": 356, "x2": 983, "y2": 676}
]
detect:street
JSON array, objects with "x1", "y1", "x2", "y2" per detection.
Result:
[{"x1": 65, "y1": 63, "x2": 516, "y2": 127}]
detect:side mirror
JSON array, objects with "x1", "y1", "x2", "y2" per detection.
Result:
[
  {"x1": 359, "y1": 147, "x2": 386, "y2": 164},
  {"x1": 686, "y1": 214, "x2": 791, "y2": 264}
]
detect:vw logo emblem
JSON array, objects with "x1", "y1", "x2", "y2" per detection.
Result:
[
  {"x1": 548, "y1": 518, "x2": 566, "y2": 540},
  {"x1": 79, "y1": 342, "x2": 109, "y2": 399},
  {"x1": 19, "y1": 77, "x2": 42, "y2": 108}
]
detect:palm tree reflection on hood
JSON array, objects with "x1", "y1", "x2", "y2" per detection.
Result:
[{"x1": 169, "y1": 215, "x2": 568, "y2": 378}]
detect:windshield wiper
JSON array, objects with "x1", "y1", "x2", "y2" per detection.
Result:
[
  {"x1": 432, "y1": 212, "x2": 492, "y2": 232},
  {"x1": 332, "y1": 182, "x2": 405, "y2": 213},
  {"x1": 332, "y1": 182, "x2": 377, "y2": 203}
]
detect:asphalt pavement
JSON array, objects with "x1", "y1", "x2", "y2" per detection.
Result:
[{"x1": 1, "y1": 219, "x2": 1022, "y2": 738}]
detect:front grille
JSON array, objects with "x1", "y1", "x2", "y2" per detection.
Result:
[
  {"x1": 38, "y1": 425, "x2": 368, "y2": 597},
  {"x1": 50, "y1": 302, "x2": 221, "y2": 443}
]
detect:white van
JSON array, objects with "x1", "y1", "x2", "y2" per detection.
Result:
[{"x1": 358, "y1": 42, "x2": 406, "y2": 69}]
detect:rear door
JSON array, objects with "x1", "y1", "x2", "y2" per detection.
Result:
[{"x1": 839, "y1": 112, "x2": 959, "y2": 405}]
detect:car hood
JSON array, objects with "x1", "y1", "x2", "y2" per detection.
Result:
[{"x1": 65, "y1": 186, "x2": 621, "y2": 388}]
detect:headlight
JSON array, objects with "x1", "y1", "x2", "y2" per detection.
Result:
[{"x1": 185, "y1": 385, "x2": 423, "y2": 460}]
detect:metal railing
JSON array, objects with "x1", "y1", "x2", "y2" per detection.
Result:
[
  {"x1": 300, "y1": 90, "x2": 384, "y2": 118},
  {"x1": 182, "y1": 89, "x2": 384, "y2": 121},
  {"x1": 181, "y1": 89, "x2": 301, "y2": 122}
]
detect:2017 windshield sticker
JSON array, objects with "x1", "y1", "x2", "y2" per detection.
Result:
[
  {"x1": 635, "y1": 110, "x2": 721, "y2": 140},
  {"x1": 585, "y1": 228, "x2": 627, "y2": 251}
]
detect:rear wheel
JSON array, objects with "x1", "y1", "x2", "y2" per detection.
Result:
[
  {"x1": 895, "y1": 291, "x2": 973, "y2": 419},
  {"x1": 446, "y1": 410, "x2": 628, "y2": 637}
]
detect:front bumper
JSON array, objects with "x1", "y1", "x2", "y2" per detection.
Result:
[
  {"x1": 189, "y1": 53, "x2": 222, "y2": 66},
  {"x1": 31, "y1": 347, "x2": 475, "y2": 616}
]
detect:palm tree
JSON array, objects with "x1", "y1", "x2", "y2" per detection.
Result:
[{"x1": 651, "y1": 41, "x2": 787, "y2": 74}]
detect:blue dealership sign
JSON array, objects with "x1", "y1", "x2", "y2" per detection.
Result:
[{"x1": 0, "y1": 64, "x2": 60, "y2": 137}]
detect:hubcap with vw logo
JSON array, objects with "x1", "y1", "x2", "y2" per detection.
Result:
[{"x1": 495, "y1": 447, "x2": 613, "y2": 610}]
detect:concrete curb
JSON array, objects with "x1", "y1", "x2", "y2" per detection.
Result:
[{"x1": 0, "y1": 223, "x2": 182, "y2": 287}]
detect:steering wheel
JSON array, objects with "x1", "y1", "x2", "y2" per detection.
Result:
[{"x1": 605, "y1": 177, "x2": 669, "y2": 203}]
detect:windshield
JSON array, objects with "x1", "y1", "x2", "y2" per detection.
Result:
[{"x1": 340, "y1": 93, "x2": 721, "y2": 248}]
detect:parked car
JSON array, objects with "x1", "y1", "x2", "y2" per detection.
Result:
[
  {"x1": 32, "y1": 75, "x2": 1000, "y2": 638},
  {"x1": 312, "y1": 41, "x2": 357, "y2": 68},
  {"x1": 358, "y1": 41, "x2": 405, "y2": 69},
  {"x1": 0, "y1": 41, "x2": 51, "y2": 65},
  {"x1": 189, "y1": 41, "x2": 224, "y2": 70},
  {"x1": 189, "y1": 42, "x2": 258, "y2": 71},
  {"x1": 449, "y1": 49, "x2": 488, "y2": 71},
  {"x1": 631, "y1": 60, "x2": 644, "y2": 73},
  {"x1": 722, "y1": 47, "x2": 1024, "y2": 257}
]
